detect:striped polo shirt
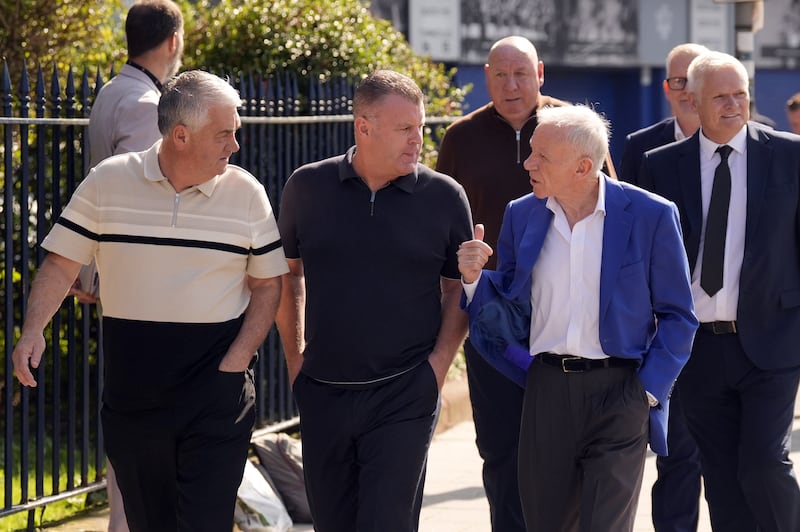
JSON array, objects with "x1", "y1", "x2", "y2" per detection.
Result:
[{"x1": 43, "y1": 140, "x2": 288, "y2": 324}]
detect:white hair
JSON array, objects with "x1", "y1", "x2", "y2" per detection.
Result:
[
  {"x1": 686, "y1": 52, "x2": 748, "y2": 97},
  {"x1": 536, "y1": 105, "x2": 610, "y2": 170}
]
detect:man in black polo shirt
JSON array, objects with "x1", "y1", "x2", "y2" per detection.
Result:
[{"x1": 276, "y1": 70, "x2": 473, "y2": 532}]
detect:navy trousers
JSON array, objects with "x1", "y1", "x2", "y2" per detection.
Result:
[
  {"x1": 680, "y1": 330, "x2": 800, "y2": 532},
  {"x1": 651, "y1": 380, "x2": 703, "y2": 532},
  {"x1": 464, "y1": 339, "x2": 527, "y2": 532},
  {"x1": 293, "y1": 361, "x2": 440, "y2": 532}
]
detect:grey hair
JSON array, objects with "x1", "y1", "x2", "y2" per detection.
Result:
[
  {"x1": 536, "y1": 105, "x2": 610, "y2": 171},
  {"x1": 686, "y1": 51, "x2": 748, "y2": 97},
  {"x1": 665, "y1": 43, "x2": 710, "y2": 73},
  {"x1": 158, "y1": 70, "x2": 242, "y2": 134}
]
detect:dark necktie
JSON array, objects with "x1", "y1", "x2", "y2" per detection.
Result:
[{"x1": 700, "y1": 144, "x2": 733, "y2": 297}]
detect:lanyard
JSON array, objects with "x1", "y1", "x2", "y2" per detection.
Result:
[{"x1": 126, "y1": 60, "x2": 163, "y2": 92}]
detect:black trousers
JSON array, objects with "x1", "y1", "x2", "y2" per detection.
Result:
[
  {"x1": 464, "y1": 339, "x2": 526, "y2": 531},
  {"x1": 517, "y1": 359, "x2": 649, "y2": 532},
  {"x1": 293, "y1": 361, "x2": 440, "y2": 532},
  {"x1": 102, "y1": 367, "x2": 255, "y2": 532},
  {"x1": 680, "y1": 330, "x2": 800, "y2": 532},
  {"x1": 651, "y1": 379, "x2": 703, "y2": 532}
]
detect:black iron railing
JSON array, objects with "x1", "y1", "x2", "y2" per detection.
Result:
[{"x1": 1, "y1": 62, "x2": 457, "y2": 526}]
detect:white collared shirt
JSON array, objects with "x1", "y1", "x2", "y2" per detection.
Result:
[
  {"x1": 527, "y1": 177, "x2": 607, "y2": 359},
  {"x1": 674, "y1": 119, "x2": 687, "y2": 141},
  {"x1": 693, "y1": 126, "x2": 748, "y2": 322}
]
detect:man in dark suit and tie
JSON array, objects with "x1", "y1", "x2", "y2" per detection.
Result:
[
  {"x1": 640, "y1": 51, "x2": 800, "y2": 532},
  {"x1": 458, "y1": 104, "x2": 697, "y2": 531},
  {"x1": 620, "y1": 42, "x2": 709, "y2": 532},
  {"x1": 620, "y1": 43, "x2": 708, "y2": 186}
]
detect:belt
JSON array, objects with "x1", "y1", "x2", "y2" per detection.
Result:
[
  {"x1": 536, "y1": 353, "x2": 640, "y2": 373},
  {"x1": 699, "y1": 321, "x2": 737, "y2": 334}
]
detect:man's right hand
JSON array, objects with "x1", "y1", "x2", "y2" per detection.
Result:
[
  {"x1": 13, "y1": 333, "x2": 46, "y2": 387},
  {"x1": 12, "y1": 252, "x2": 85, "y2": 387},
  {"x1": 457, "y1": 223, "x2": 494, "y2": 284}
]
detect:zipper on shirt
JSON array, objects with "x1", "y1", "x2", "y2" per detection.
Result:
[
  {"x1": 171, "y1": 193, "x2": 180, "y2": 227},
  {"x1": 496, "y1": 113, "x2": 534, "y2": 165},
  {"x1": 369, "y1": 190, "x2": 376, "y2": 216}
]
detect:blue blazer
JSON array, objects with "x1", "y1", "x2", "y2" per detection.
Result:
[
  {"x1": 465, "y1": 176, "x2": 698, "y2": 455},
  {"x1": 640, "y1": 122, "x2": 800, "y2": 370}
]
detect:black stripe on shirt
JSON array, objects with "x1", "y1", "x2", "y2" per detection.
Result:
[
  {"x1": 57, "y1": 217, "x2": 99, "y2": 240},
  {"x1": 100, "y1": 234, "x2": 251, "y2": 255},
  {"x1": 56, "y1": 217, "x2": 251, "y2": 255},
  {"x1": 252, "y1": 239, "x2": 282, "y2": 255}
]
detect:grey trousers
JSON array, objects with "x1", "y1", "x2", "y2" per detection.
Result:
[{"x1": 518, "y1": 359, "x2": 649, "y2": 532}]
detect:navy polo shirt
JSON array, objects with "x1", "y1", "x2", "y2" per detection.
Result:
[{"x1": 279, "y1": 146, "x2": 473, "y2": 383}]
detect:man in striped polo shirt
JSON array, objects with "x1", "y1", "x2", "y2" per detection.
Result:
[{"x1": 12, "y1": 70, "x2": 288, "y2": 531}]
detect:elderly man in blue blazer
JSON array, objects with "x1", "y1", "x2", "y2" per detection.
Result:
[
  {"x1": 640, "y1": 51, "x2": 800, "y2": 532},
  {"x1": 458, "y1": 104, "x2": 697, "y2": 531}
]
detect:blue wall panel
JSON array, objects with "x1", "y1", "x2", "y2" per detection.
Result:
[{"x1": 753, "y1": 70, "x2": 800, "y2": 133}]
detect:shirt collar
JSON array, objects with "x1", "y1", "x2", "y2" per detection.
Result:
[
  {"x1": 596, "y1": 173, "x2": 607, "y2": 214},
  {"x1": 545, "y1": 173, "x2": 607, "y2": 218},
  {"x1": 339, "y1": 145, "x2": 418, "y2": 193},
  {"x1": 144, "y1": 139, "x2": 219, "y2": 197},
  {"x1": 673, "y1": 119, "x2": 687, "y2": 141},
  {"x1": 698, "y1": 125, "x2": 747, "y2": 161}
]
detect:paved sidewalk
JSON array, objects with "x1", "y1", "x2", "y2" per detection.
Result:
[{"x1": 420, "y1": 418, "x2": 800, "y2": 532}]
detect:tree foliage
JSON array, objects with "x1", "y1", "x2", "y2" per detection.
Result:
[
  {"x1": 179, "y1": 0, "x2": 467, "y2": 118},
  {"x1": 2, "y1": 0, "x2": 466, "y2": 119},
  {"x1": 0, "y1": 0, "x2": 126, "y2": 82},
  {"x1": 1, "y1": 0, "x2": 467, "y2": 163}
]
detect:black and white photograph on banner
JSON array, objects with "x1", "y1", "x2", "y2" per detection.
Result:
[
  {"x1": 758, "y1": 0, "x2": 800, "y2": 68},
  {"x1": 402, "y1": 0, "x2": 639, "y2": 66}
]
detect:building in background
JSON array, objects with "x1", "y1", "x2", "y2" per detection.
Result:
[{"x1": 367, "y1": 0, "x2": 799, "y2": 163}]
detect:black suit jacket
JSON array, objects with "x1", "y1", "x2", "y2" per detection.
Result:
[
  {"x1": 620, "y1": 117, "x2": 677, "y2": 186},
  {"x1": 639, "y1": 122, "x2": 800, "y2": 370}
]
